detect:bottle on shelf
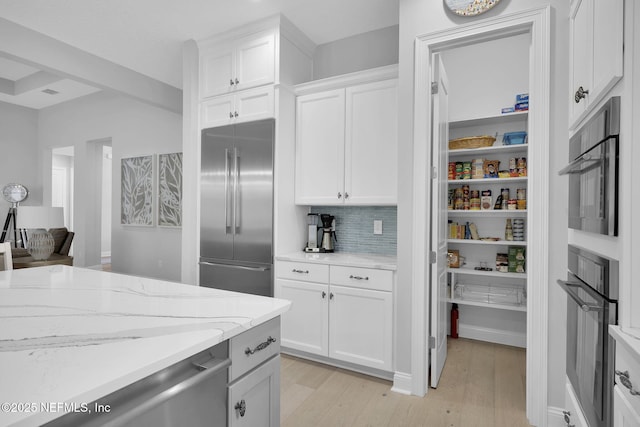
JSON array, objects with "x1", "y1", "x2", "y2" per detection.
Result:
[{"x1": 505, "y1": 218, "x2": 513, "y2": 241}]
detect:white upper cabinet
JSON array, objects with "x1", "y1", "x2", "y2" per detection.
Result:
[
  {"x1": 294, "y1": 67, "x2": 398, "y2": 205},
  {"x1": 569, "y1": 0, "x2": 623, "y2": 129},
  {"x1": 295, "y1": 89, "x2": 346, "y2": 205},
  {"x1": 200, "y1": 32, "x2": 275, "y2": 99},
  {"x1": 345, "y1": 79, "x2": 398, "y2": 205},
  {"x1": 201, "y1": 86, "x2": 274, "y2": 128}
]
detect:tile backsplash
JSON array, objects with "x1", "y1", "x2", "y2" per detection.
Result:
[{"x1": 310, "y1": 206, "x2": 397, "y2": 255}]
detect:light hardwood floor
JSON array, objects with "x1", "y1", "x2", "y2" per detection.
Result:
[{"x1": 281, "y1": 338, "x2": 531, "y2": 427}]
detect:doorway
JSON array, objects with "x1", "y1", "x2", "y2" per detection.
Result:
[
  {"x1": 52, "y1": 146, "x2": 74, "y2": 254},
  {"x1": 411, "y1": 7, "x2": 550, "y2": 426}
]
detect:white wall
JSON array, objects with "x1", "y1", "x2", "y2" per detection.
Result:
[
  {"x1": 0, "y1": 102, "x2": 41, "y2": 206},
  {"x1": 399, "y1": 0, "x2": 569, "y2": 409},
  {"x1": 313, "y1": 25, "x2": 399, "y2": 79},
  {"x1": 38, "y1": 91, "x2": 182, "y2": 281}
]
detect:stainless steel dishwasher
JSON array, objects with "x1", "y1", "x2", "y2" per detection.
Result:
[{"x1": 44, "y1": 341, "x2": 230, "y2": 427}]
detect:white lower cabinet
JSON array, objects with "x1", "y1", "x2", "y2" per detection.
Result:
[
  {"x1": 228, "y1": 356, "x2": 280, "y2": 427},
  {"x1": 614, "y1": 385, "x2": 640, "y2": 427},
  {"x1": 276, "y1": 260, "x2": 393, "y2": 372},
  {"x1": 612, "y1": 329, "x2": 640, "y2": 427},
  {"x1": 228, "y1": 317, "x2": 281, "y2": 427}
]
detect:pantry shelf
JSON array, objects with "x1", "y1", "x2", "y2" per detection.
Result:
[
  {"x1": 448, "y1": 267, "x2": 527, "y2": 279},
  {"x1": 448, "y1": 177, "x2": 528, "y2": 185},
  {"x1": 448, "y1": 238, "x2": 527, "y2": 246},
  {"x1": 447, "y1": 297, "x2": 527, "y2": 312},
  {"x1": 449, "y1": 111, "x2": 528, "y2": 128},
  {"x1": 448, "y1": 210, "x2": 527, "y2": 217},
  {"x1": 448, "y1": 144, "x2": 528, "y2": 157}
]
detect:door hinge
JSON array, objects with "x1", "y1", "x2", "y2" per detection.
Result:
[
  {"x1": 430, "y1": 251, "x2": 436, "y2": 264},
  {"x1": 431, "y1": 82, "x2": 438, "y2": 94},
  {"x1": 431, "y1": 166, "x2": 437, "y2": 179},
  {"x1": 429, "y1": 336, "x2": 436, "y2": 349}
]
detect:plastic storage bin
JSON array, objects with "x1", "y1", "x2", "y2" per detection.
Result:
[{"x1": 502, "y1": 131, "x2": 527, "y2": 145}]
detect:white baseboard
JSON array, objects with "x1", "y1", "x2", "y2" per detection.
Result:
[
  {"x1": 547, "y1": 406, "x2": 566, "y2": 427},
  {"x1": 391, "y1": 371, "x2": 412, "y2": 395},
  {"x1": 459, "y1": 323, "x2": 526, "y2": 348}
]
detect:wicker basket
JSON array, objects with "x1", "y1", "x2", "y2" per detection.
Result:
[{"x1": 449, "y1": 135, "x2": 496, "y2": 150}]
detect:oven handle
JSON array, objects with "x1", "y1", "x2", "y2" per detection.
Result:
[{"x1": 556, "y1": 279, "x2": 604, "y2": 312}]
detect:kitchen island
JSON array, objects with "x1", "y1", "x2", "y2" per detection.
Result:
[{"x1": 0, "y1": 266, "x2": 290, "y2": 427}]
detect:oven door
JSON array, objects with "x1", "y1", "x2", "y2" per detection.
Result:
[
  {"x1": 558, "y1": 276, "x2": 616, "y2": 427},
  {"x1": 560, "y1": 134, "x2": 618, "y2": 236}
]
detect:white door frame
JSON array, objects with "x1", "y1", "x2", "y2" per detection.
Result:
[{"x1": 411, "y1": 6, "x2": 550, "y2": 426}]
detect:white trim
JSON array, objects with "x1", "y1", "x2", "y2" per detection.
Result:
[
  {"x1": 294, "y1": 64, "x2": 398, "y2": 95},
  {"x1": 411, "y1": 6, "x2": 550, "y2": 426},
  {"x1": 391, "y1": 372, "x2": 412, "y2": 395},
  {"x1": 546, "y1": 407, "x2": 568, "y2": 427},
  {"x1": 458, "y1": 324, "x2": 526, "y2": 348}
]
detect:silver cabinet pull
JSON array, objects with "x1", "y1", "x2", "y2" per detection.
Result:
[
  {"x1": 229, "y1": 112, "x2": 234, "y2": 119},
  {"x1": 337, "y1": 192, "x2": 342, "y2": 199},
  {"x1": 235, "y1": 78, "x2": 240, "y2": 85},
  {"x1": 230, "y1": 79, "x2": 235, "y2": 86},
  {"x1": 574, "y1": 86, "x2": 589, "y2": 103},
  {"x1": 234, "y1": 111, "x2": 239, "y2": 117},
  {"x1": 345, "y1": 192, "x2": 349, "y2": 199},
  {"x1": 349, "y1": 275, "x2": 369, "y2": 281},
  {"x1": 322, "y1": 291, "x2": 326, "y2": 298},
  {"x1": 234, "y1": 399, "x2": 246, "y2": 417},
  {"x1": 329, "y1": 292, "x2": 334, "y2": 300},
  {"x1": 244, "y1": 336, "x2": 276, "y2": 356},
  {"x1": 292, "y1": 269, "x2": 309, "y2": 274},
  {"x1": 616, "y1": 370, "x2": 640, "y2": 395}
]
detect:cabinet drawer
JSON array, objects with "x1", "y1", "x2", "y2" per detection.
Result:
[
  {"x1": 277, "y1": 261, "x2": 329, "y2": 283},
  {"x1": 615, "y1": 341, "x2": 640, "y2": 415},
  {"x1": 329, "y1": 265, "x2": 393, "y2": 292},
  {"x1": 229, "y1": 317, "x2": 280, "y2": 382}
]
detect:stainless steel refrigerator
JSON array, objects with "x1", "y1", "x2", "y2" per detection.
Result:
[{"x1": 199, "y1": 119, "x2": 274, "y2": 297}]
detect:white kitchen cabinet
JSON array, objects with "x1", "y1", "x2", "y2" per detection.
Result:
[
  {"x1": 611, "y1": 327, "x2": 640, "y2": 427},
  {"x1": 294, "y1": 89, "x2": 345, "y2": 205},
  {"x1": 228, "y1": 355, "x2": 280, "y2": 427},
  {"x1": 200, "y1": 32, "x2": 275, "y2": 99},
  {"x1": 294, "y1": 71, "x2": 398, "y2": 205},
  {"x1": 200, "y1": 86, "x2": 274, "y2": 128},
  {"x1": 569, "y1": 0, "x2": 623, "y2": 129},
  {"x1": 275, "y1": 259, "x2": 394, "y2": 372},
  {"x1": 614, "y1": 385, "x2": 640, "y2": 427}
]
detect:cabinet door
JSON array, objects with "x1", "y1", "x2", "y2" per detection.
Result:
[
  {"x1": 201, "y1": 95, "x2": 235, "y2": 128},
  {"x1": 295, "y1": 90, "x2": 345, "y2": 205},
  {"x1": 344, "y1": 79, "x2": 398, "y2": 205},
  {"x1": 569, "y1": 0, "x2": 592, "y2": 124},
  {"x1": 235, "y1": 33, "x2": 276, "y2": 92},
  {"x1": 564, "y1": 379, "x2": 589, "y2": 427},
  {"x1": 276, "y1": 279, "x2": 328, "y2": 356},
  {"x1": 614, "y1": 385, "x2": 640, "y2": 427},
  {"x1": 328, "y1": 285, "x2": 392, "y2": 371},
  {"x1": 591, "y1": 0, "x2": 623, "y2": 103},
  {"x1": 229, "y1": 355, "x2": 280, "y2": 427},
  {"x1": 201, "y1": 47, "x2": 235, "y2": 99},
  {"x1": 234, "y1": 86, "x2": 274, "y2": 124}
]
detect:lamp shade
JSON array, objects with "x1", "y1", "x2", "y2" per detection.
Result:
[{"x1": 18, "y1": 206, "x2": 64, "y2": 229}]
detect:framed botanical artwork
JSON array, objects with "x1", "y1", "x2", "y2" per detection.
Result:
[
  {"x1": 157, "y1": 152, "x2": 183, "y2": 227},
  {"x1": 121, "y1": 155, "x2": 154, "y2": 226}
]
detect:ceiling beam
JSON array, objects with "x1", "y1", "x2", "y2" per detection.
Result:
[
  {"x1": 0, "y1": 18, "x2": 182, "y2": 114},
  {"x1": 0, "y1": 77, "x2": 12, "y2": 95},
  {"x1": 14, "y1": 70, "x2": 63, "y2": 95}
]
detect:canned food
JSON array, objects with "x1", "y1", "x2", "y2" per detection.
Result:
[
  {"x1": 455, "y1": 162, "x2": 463, "y2": 179},
  {"x1": 462, "y1": 162, "x2": 472, "y2": 180},
  {"x1": 448, "y1": 162, "x2": 456, "y2": 180}
]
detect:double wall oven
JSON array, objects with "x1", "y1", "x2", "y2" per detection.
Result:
[{"x1": 557, "y1": 96, "x2": 620, "y2": 427}]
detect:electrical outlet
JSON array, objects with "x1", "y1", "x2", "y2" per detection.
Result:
[{"x1": 374, "y1": 220, "x2": 383, "y2": 235}]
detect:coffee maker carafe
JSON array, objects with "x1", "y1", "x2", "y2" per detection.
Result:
[{"x1": 320, "y1": 214, "x2": 337, "y2": 253}]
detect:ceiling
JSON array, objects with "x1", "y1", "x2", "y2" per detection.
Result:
[{"x1": 0, "y1": 0, "x2": 399, "y2": 109}]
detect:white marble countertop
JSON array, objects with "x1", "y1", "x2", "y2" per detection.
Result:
[
  {"x1": 0, "y1": 266, "x2": 290, "y2": 427},
  {"x1": 276, "y1": 252, "x2": 397, "y2": 270}
]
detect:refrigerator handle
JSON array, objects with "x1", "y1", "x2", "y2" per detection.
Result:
[
  {"x1": 234, "y1": 147, "x2": 240, "y2": 235},
  {"x1": 224, "y1": 149, "x2": 232, "y2": 234}
]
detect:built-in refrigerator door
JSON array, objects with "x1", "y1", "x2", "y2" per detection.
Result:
[
  {"x1": 199, "y1": 260, "x2": 272, "y2": 297},
  {"x1": 200, "y1": 124, "x2": 235, "y2": 260},
  {"x1": 232, "y1": 119, "x2": 274, "y2": 264}
]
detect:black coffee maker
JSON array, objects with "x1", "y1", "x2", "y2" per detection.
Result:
[{"x1": 320, "y1": 214, "x2": 337, "y2": 252}]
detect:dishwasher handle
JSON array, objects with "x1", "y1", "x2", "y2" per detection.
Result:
[{"x1": 106, "y1": 356, "x2": 231, "y2": 426}]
